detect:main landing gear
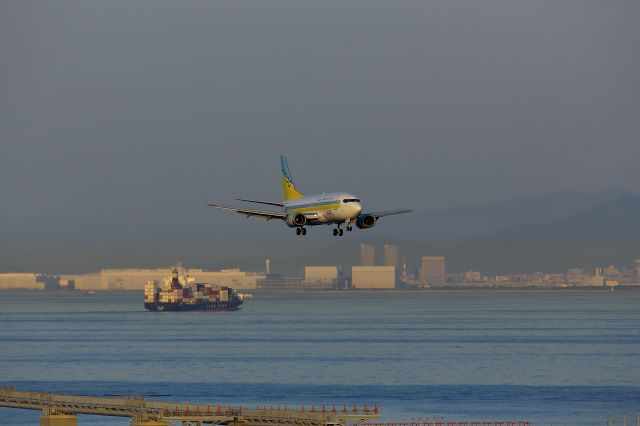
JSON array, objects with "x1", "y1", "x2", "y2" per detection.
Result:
[
  {"x1": 332, "y1": 221, "x2": 354, "y2": 236},
  {"x1": 295, "y1": 227, "x2": 307, "y2": 236}
]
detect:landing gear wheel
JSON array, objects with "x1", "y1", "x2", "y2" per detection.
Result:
[
  {"x1": 332, "y1": 229, "x2": 338, "y2": 236},
  {"x1": 302, "y1": 228, "x2": 307, "y2": 235},
  {"x1": 296, "y1": 228, "x2": 302, "y2": 235},
  {"x1": 338, "y1": 229, "x2": 344, "y2": 236},
  {"x1": 347, "y1": 226, "x2": 353, "y2": 232}
]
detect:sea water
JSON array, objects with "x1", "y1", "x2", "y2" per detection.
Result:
[{"x1": 0, "y1": 290, "x2": 638, "y2": 425}]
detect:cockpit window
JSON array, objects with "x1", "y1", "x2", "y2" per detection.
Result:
[{"x1": 343, "y1": 198, "x2": 360, "y2": 203}]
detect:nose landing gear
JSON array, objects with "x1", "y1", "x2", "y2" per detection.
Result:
[{"x1": 345, "y1": 219, "x2": 353, "y2": 232}]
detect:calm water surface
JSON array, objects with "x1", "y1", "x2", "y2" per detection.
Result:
[{"x1": 0, "y1": 290, "x2": 638, "y2": 425}]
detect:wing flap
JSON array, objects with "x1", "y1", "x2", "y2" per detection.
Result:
[
  {"x1": 236, "y1": 198, "x2": 284, "y2": 207},
  {"x1": 208, "y1": 204, "x2": 286, "y2": 220},
  {"x1": 363, "y1": 209, "x2": 413, "y2": 218}
]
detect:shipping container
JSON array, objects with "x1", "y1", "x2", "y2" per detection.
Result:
[{"x1": 145, "y1": 270, "x2": 244, "y2": 312}]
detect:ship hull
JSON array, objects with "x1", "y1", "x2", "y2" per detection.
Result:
[{"x1": 144, "y1": 301, "x2": 242, "y2": 312}]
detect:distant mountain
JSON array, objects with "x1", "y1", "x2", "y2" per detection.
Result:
[
  {"x1": 393, "y1": 188, "x2": 632, "y2": 239},
  {"x1": 495, "y1": 193, "x2": 640, "y2": 240},
  {"x1": 2, "y1": 188, "x2": 638, "y2": 275}
]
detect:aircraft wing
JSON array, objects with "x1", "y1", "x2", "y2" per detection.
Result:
[
  {"x1": 208, "y1": 204, "x2": 286, "y2": 220},
  {"x1": 236, "y1": 198, "x2": 284, "y2": 207},
  {"x1": 363, "y1": 209, "x2": 413, "y2": 218}
]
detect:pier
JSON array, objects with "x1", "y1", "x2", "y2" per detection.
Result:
[
  {"x1": 363, "y1": 423, "x2": 531, "y2": 426},
  {"x1": 0, "y1": 387, "x2": 380, "y2": 426}
]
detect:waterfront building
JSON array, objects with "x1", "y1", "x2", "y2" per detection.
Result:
[
  {"x1": 62, "y1": 273, "x2": 101, "y2": 290},
  {"x1": 304, "y1": 266, "x2": 338, "y2": 289},
  {"x1": 420, "y1": 256, "x2": 446, "y2": 285},
  {"x1": 60, "y1": 268, "x2": 264, "y2": 291},
  {"x1": 0, "y1": 273, "x2": 75, "y2": 290},
  {"x1": 603, "y1": 265, "x2": 620, "y2": 276},
  {"x1": 351, "y1": 266, "x2": 396, "y2": 289},
  {"x1": 383, "y1": 244, "x2": 398, "y2": 268},
  {"x1": 464, "y1": 271, "x2": 482, "y2": 282},
  {"x1": 635, "y1": 258, "x2": 640, "y2": 278},
  {"x1": 0, "y1": 273, "x2": 42, "y2": 290},
  {"x1": 98, "y1": 268, "x2": 175, "y2": 290},
  {"x1": 446, "y1": 270, "x2": 482, "y2": 283},
  {"x1": 360, "y1": 244, "x2": 375, "y2": 266},
  {"x1": 566, "y1": 268, "x2": 584, "y2": 278},
  {"x1": 58, "y1": 278, "x2": 76, "y2": 289},
  {"x1": 257, "y1": 275, "x2": 305, "y2": 290},
  {"x1": 190, "y1": 268, "x2": 265, "y2": 290}
]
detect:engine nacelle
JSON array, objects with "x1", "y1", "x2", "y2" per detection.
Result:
[
  {"x1": 285, "y1": 213, "x2": 307, "y2": 227},
  {"x1": 356, "y1": 214, "x2": 377, "y2": 229}
]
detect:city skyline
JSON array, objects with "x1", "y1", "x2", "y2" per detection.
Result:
[{"x1": 2, "y1": 249, "x2": 638, "y2": 291}]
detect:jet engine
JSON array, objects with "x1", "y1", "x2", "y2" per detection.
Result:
[
  {"x1": 356, "y1": 214, "x2": 376, "y2": 229},
  {"x1": 285, "y1": 213, "x2": 307, "y2": 227}
]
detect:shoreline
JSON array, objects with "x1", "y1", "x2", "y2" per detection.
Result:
[{"x1": 1, "y1": 285, "x2": 639, "y2": 293}]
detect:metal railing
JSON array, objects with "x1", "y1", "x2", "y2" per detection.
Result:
[{"x1": 0, "y1": 387, "x2": 380, "y2": 425}]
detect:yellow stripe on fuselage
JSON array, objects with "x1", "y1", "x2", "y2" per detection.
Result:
[{"x1": 286, "y1": 204, "x2": 341, "y2": 213}]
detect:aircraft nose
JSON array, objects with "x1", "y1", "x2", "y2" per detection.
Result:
[{"x1": 354, "y1": 202, "x2": 362, "y2": 215}]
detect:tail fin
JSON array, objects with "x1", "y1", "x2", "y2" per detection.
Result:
[{"x1": 281, "y1": 155, "x2": 304, "y2": 200}]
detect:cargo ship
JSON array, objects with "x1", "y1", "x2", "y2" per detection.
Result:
[{"x1": 144, "y1": 268, "x2": 244, "y2": 312}]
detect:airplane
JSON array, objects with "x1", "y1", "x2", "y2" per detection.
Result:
[{"x1": 208, "y1": 156, "x2": 412, "y2": 236}]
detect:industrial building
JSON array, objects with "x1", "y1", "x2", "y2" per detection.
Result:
[
  {"x1": 256, "y1": 275, "x2": 305, "y2": 290},
  {"x1": 0, "y1": 273, "x2": 42, "y2": 290},
  {"x1": 256, "y1": 266, "x2": 339, "y2": 290},
  {"x1": 59, "y1": 268, "x2": 264, "y2": 291},
  {"x1": 304, "y1": 266, "x2": 338, "y2": 289},
  {"x1": 0, "y1": 273, "x2": 74, "y2": 291},
  {"x1": 420, "y1": 256, "x2": 446, "y2": 285},
  {"x1": 351, "y1": 266, "x2": 396, "y2": 289},
  {"x1": 97, "y1": 268, "x2": 175, "y2": 290},
  {"x1": 63, "y1": 273, "x2": 101, "y2": 290},
  {"x1": 188, "y1": 268, "x2": 265, "y2": 290}
]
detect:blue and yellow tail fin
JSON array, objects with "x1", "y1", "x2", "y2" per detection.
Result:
[{"x1": 281, "y1": 155, "x2": 304, "y2": 200}]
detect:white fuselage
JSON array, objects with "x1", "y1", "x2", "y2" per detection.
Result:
[{"x1": 284, "y1": 192, "x2": 362, "y2": 225}]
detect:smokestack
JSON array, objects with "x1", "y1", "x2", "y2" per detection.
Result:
[
  {"x1": 402, "y1": 257, "x2": 407, "y2": 280},
  {"x1": 265, "y1": 258, "x2": 271, "y2": 275}
]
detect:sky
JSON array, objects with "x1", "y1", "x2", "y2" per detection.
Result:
[{"x1": 1, "y1": 1, "x2": 639, "y2": 272}]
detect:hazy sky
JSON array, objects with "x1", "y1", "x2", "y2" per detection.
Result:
[{"x1": 1, "y1": 1, "x2": 639, "y2": 271}]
